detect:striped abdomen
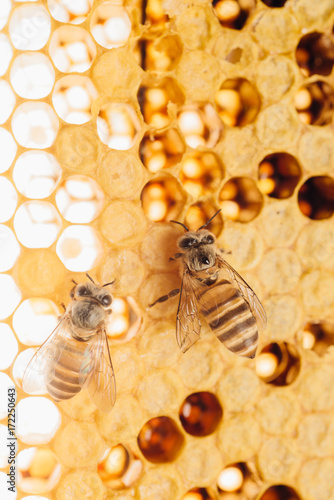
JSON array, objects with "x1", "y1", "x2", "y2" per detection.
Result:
[
  {"x1": 197, "y1": 278, "x2": 258, "y2": 358},
  {"x1": 46, "y1": 337, "x2": 89, "y2": 401}
]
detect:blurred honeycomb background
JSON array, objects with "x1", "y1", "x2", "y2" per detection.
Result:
[{"x1": 1, "y1": 0, "x2": 334, "y2": 499}]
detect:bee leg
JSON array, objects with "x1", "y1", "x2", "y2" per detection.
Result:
[
  {"x1": 169, "y1": 253, "x2": 183, "y2": 261},
  {"x1": 149, "y1": 288, "x2": 180, "y2": 307},
  {"x1": 61, "y1": 303, "x2": 66, "y2": 312}
]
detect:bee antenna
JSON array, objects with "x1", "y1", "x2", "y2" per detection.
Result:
[
  {"x1": 86, "y1": 273, "x2": 95, "y2": 284},
  {"x1": 71, "y1": 279, "x2": 77, "y2": 285},
  {"x1": 170, "y1": 220, "x2": 189, "y2": 231},
  {"x1": 197, "y1": 209, "x2": 222, "y2": 231},
  {"x1": 103, "y1": 279, "x2": 116, "y2": 287}
]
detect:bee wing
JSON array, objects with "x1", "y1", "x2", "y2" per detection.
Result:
[
  {"x1": 176, "y1": 271, "x2": 201, "y2": 353},
  {"x1": 79, "y1": 329, "x2": 116, "y2": 413},
  {"x1": 22, "y1": 318, "x2": 67, "y2": 395},
  {"x1": 217, "y1": 254, "x2": 267, "y2": 330}
]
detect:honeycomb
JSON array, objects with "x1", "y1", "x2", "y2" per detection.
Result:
[{"x1": 1, "y1": 0, "x2": 334, "y2": 499}]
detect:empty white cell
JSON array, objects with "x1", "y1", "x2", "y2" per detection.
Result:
[
  {"x1": 0, "y1": 225, "x2": 20, "y2": 271},
  {"x1": 17, "y1": 397, "x2": 61, "y2": 445},
  {"x1": 0, "y1": 80, "x2": 16, "y2": 124},
  {"x1": 10, "y1": 52, "x2": 55, "y2": 99},
  {"x1": 11, "y1": 102, "x2": 59, "y2": 149},
  {"x1": 0, "y1": 34, "x2": 13, "y2": 76},
  {"x1": 0, "y1": 177, "x2": 17, "y2": 222},
  {"x1": 0, "y1": 323, "x2": 18, "y2": 370},
  {"x1": 9, "y1": 4, "x2": 51, "y2": 51},
  {"x1": 0, "y1": 274, "x2": 21, "y2": 320},
  {"x1": 0, "y1": 128, "x2": 17, "y2": 173}
]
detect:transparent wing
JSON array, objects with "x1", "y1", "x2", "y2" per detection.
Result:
[
  {"x1": 217, "y1": 254, "x2": 267, "y2": 330},
  {"x1": 176, "y1": 271, "x2": 201, "y2": 353},
  {"x1": 22, "y1": 318, "x2": 67, "y2": 395},
  {"x1": 79, "y1": 329, "x2": 116, "y2": 413}
]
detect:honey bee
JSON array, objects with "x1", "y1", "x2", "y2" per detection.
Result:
[
  {"x1": 150, "y1": 210, "x2": 267, "y2": 358},
  {"x1": 22, "y1": 275, "x2": 116, "y2": 412}
]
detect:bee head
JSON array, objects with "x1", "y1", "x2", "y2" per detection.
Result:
[{"x1": 70, "y1": 276, "x2": 113, "y2": 309}]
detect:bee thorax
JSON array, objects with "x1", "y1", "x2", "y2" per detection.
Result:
[{"x1": 70, "y1": 300, "x2": 106, "y2": 331}]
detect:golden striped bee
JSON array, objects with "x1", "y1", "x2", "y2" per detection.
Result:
[
  {"x1": 150, "y1": 210, "x2": 267, "y2": 358},
  {"x1": 22, "y1": 275, "x2": 116, "y2": 412}
]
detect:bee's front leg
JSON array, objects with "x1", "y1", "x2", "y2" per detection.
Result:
[{"x1": 149, "y1": 288, "x2": 180, "y2": 307}]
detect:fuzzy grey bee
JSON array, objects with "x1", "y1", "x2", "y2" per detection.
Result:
[
  {"x1": 150, "y1": 210, "x2": 267, "y2": 358},
  {"x1": 22, "y1": 274, "x2": 116, "y2": 412}
]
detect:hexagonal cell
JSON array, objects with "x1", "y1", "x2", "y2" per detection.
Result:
[
  {"x1": 212, "y1": 0, "x2": 256, "y2": 30},
  {"x1": 98, "y1": 443, "x2": 143, "y2": 489},
  {"x1": 14, "y1": 201, "x2": 62, "y2": 248},
  {"x1": 140, "y1": 35, "x2": 183, "y2": 71},
  {"x1": 17, "y1": 397, "x2": 61, "y2": 445},
  {"x1": 215, "y1": 78, "x2": 261, "y2": 127},
  {"x1": 11, "y1": 102, "x2": 59, "y2": 149},
  {"x1": 13, "y1": 151, "x2": 62, "y2": 199},
  {"x1": 0, "y1": 178, "x2": 17, "y2": 223},
  {"x1": 0, "y1": 80, "x2": 16, "y2": 124},
  {"x1": 140, "y1": 128, "x2": 185, "y2": 173},
  {"x1": 0, "y1": 274, "x2": 21, "y2": 320},
  {"x1": 48, "y1": 0, "x2": 94, "y2": 24},
  {"x1": 90, "y1": 2, "x2": 131, "y2": 49},
  {"x1": 258, "y1": 152, "x2": 302, "y2": 199},
  {"x1": 52, "y1": 75, "x2": 98, "y2": 125},
  {"x1": 10, "y1": 52, "x2": 55, "y2": 100},
  {"x1": 142, "y1": 0, "x2": 169, "y2": 26},
  {"x1": 296, "y1": 32, "x2": 334, "y2": 77},
  {"x1": 294, "y1": 81, "x2": 334, "y2": 125},
  {"x1": 179, "y1": 392, "x2": 223, "y2": 437},
  {"x1": 141, "y1": 176, "x2": 186, "y2": 222},
  {"x1": 177, "y1": 103, "x2": 223, "y2": 149},
  {"x1": 17, "y1": 447, "x2": 61, "y2": 494},
  {"x1": 56, "y1": 225, "x2": 103, "y2": 272},
  {"x1": 219, "y1": 177, "x2": 263, "y2": 222},
  {"x1": 0, "y1": 128, "x2": 17, "y2": 174},
  {"x1": 0, "y1": 34, "x2": 13, "y2": 76},
  {"x1": 298, "y1": 176, "x2": 334, "y2": 220},
  {"x1": 9, "y1": 4, "x2": 51, "y2": 51},
  {"x1": 302, "y1": 321, "x2": 334, "y2": 356},
  {"x1": 0, "y1": 324, "x2": 18, "y2": 370},
  {"x1": 138, "y1": 77, "x2": 185, "y2": 129},
  {"x1": 217, "y1": 462, "x2": 262, "y2": 497},
  {"x1": 0, "y1": 0, "x2": 11, "y2": 31},
  {"x1": 259, "y1": 485, "x2": 301, "y2": 500},
  {"x1": 97, "y1": 102, "x2": 142, "y2": 151},
  {"x1": 137, "y1": 416, "x2": 184, "y2": 464},
  {"x1": 56, "y1": 175, "x2": 104, "y2": 223},
  {"x1": 185, "y1": 202, "x2": 224, "y2": 236},
  {"x1": 13, "y1": 298, "x2": 59, "y2": 346},
  {"x1": 106, "y1": 296, "x2": 142, "y2": 343},
  {"x1": 0, "y1": 225, "x2": 20, "y2": 272},
  {"x1": 256, "y1": 342, "x2": 301, "y2": 386},
  {"x1": 49, "y1": 26, "x2": 96, "y2": 73},
  {"x1": 180, "y1": 152, "x2": 224, "y2": 197},
  {"x1": 183, "y1": 487, "x2": 217, "y2": 500}
]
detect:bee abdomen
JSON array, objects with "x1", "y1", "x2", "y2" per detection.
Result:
[
  {"x1": 199, "y1": 284, "x2": 258, "y2": 358},
  {"x1": 46, "y1": 339, "x2": 87, "y2": 402}
]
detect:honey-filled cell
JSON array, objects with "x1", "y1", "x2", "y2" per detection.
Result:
[
  {"x1": 180, "y1": 152, "x2": 224, "y2": 198},
  {"x1": 215, "y1": 78, "x2": 261, "y2": 127},
  {"x1": 219, "y1": 177, "x2": 263, "y2": 222},
  {"x1": 259, "y1": 485, "x2": 301, "y2": 500},
  {"x1": 298, "y1": 175, "x2": 334, "y2": 220},
  {"x1": 98, "y1": 443, "x2": 142, "y2": 489},
  {"x1": 212, "y1": 0, "x2": 256, "y2": 30},
  {"x1": 301, "y1": 321, "x2": 334, "y2": 356},
  {"x1": 217, "y1": 461, "x2": 261, "y2": 499},
  {"x1": 258, "y1": 152, "x2": 302, "y2": 199},
  {"x1": 140, "y1": 35, "x2": 183, "y2": 72},
  {"x1": 294, "y1": 81, "x2": 334, "y2": 126},
  {"x1": 256, "y1": 342, "x2": 301, "y2": 386},
  {"x1": 185, "y1": 202, "x2": 224, "y2": 236},
  {"x1": 140, "y1": 128, "x2": 185, "y2": 173},
  {"x1": 138, "y1": 77, "x2": 185, "y2": 129},
  {"x1": 179, "y1": 391, "x2": 223, "y2": 437},
  {"x1": 183, "y1": 487, "x2": 217, "y2": 500},
  {"x1": 137, "y1": 416, "x2": 184, "y2": 463},
  {"x1": 141, "y1": 176, "x2": 186, "y2": 222},
  {"x1": 296, "y1": 32, "x2": 334, "y2": 77}
]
